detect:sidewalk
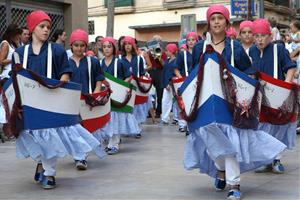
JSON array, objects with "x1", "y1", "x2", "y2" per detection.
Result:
[{"x1": 0, "y1": 124, "x2": 299, "y2": 199}]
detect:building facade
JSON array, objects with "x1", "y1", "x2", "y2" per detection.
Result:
[
  {"x1": 0, "y1": 0, "x2": 88, "y2": 45},
  {"x1": 88, "y1": 0, "x2": 296, "y2": 42}
]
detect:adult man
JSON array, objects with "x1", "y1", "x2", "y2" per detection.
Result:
[{"x1": 20, "y1": 27, "x2": 30, "y2": 46}]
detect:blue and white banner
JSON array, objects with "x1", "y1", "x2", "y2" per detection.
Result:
[
  {"x1": 3, "y1": 69, "x2": 82, "y2": 130},
  {"x1": 179, "y1": 51, "x2": 260, "y2": 131}
]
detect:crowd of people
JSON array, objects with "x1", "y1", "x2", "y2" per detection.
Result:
[{"x1": 0, "y1": 4, "x2": 299, "y2": 200}]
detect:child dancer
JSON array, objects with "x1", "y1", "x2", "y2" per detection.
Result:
[
  {"x1": 68, "y1": 29, "x2": 107, "y2": 170},
  {"x1": 12, "y1": 10, "x2": 103, "y2": 189},
  {"x1": 239, "y1": 21, "x2": 254, "y2": 55},
  {"x1": 185, "y1": 5, "x2": 286, "y2": 200},
  {"x1": 160, "y1": 43, "x2": 178, "y2": 124},
  {"x1": 100, "y1": 37, "x2": 140, "y2": 155},
  {"x1": 120, "y1": 36, "x2": 146, "y2": 135},
  {"x1": 174, "y1": 32, "x2": 198, "y2": 133},
  {"x1": 249, "y1": 18, "x2": 297, "y2": 174}
]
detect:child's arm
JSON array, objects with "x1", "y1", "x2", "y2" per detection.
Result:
[
  {"x1": 285, "y1": 68, "x2": 296, "y2": 82},
  {"x1": 293, "y1": 32, "x2": 300, "y2": 43},
  {"x1": 174, "y1": 68, "x2": 182, "y2": 78}
]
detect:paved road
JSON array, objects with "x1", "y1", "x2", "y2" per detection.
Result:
[{"x1": 0, "y1": 122, "x2": 299, "y2": 200}]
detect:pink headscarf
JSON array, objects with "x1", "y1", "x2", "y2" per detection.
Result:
[
  {"x1": 69, "y1": 29, "x2": 88, "y2": 45},
  {"x1": 166, "y1": 43, "x2": 178, "y2": 55},
  {"x1": 252, "y1": 19, "x2": 271, "y2": 35},
  {"x1": 123, "y1": 36, "x2": 136, "y2": 46},
  {"x1": 102, "y1": 37, "x2": 116, "y2": 47},
  {"x1": 179, "y1": 44, "x2": 187, "y2": 50},
  {"x1": 26, "y1": 10, "x2": 52, "y2": 33},
  {"x1": 185, "y1": 32, "x2": 199, "y2": 42},
  {"x1": 206, "y1": 5, "x2": 230, "y2": 22},
  {"x1": 239, "y1": 21, "x2": 253, "y2": 31},
  {"x1": 226, "y1": 27, "x2": 237, "y2": 38}
]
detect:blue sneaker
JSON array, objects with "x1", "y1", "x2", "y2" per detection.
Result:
[
  {"x1": 254, "y1": 164, "x2": 272, "y2": 173},
  {"x1": 75, "y1": 160, "x2": 88, "y2": 170},
  {"x1": 34, "y1": 163, "x2": 44, "y2": 183},
  {"x1": 272, "y1": 159, "x2": 284, "y2": 174},
  {"x1": 42, "y1": 176, "x2": 56, "y2": 189},
  {"x1": 215, "y1": 171, "x2": 226, "y2": 191},
  {"x1": 107, "y1": 147, "x2": 119, "y2": 155},
  {"x1": 227, "y1": 189, "x2": 241, "y2": 200}
]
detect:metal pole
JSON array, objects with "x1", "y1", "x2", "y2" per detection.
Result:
[
  {"x1": 5, "y1": 0, "x2": 11, "y2": 25},
  {"x1": 247, "y1": 0, "x2": 252, "y2": 20},
  {"x1": 106, "y1": 0, "x2": 115, "y2": 37},
  {"x1": 259, "y1": 0, "x2": 264, "y2": 18}
]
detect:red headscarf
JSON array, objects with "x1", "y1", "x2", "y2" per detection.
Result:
[
  {"x1": 226, "y1": 27, "x2": 237, "y2": 38},
  {"x1": 185, "y1": 32, "x2": 199, "y2": 42},
  {"x1": 102, "y1": 37, "x2": 116, "y2": 47},
  {"x1": 123, "y1": 36, "x2": 136, "y2": 46},
  {"x1": 239, "y1": 21, "x2": 253, "y2": 31},
  {"x1": 206, "y1": 5, "x2": 230, "y2": 22},
  {"x1": 166, "y1": 43, "x2": 178, "y2": 55},
  {"x1": 69, "y1": 29, "x2": 88, "y2": 45},
  {"x1": 26, "y1": 10, "x2": 52, "y2": 33},
  {"x1": 252, "y1": 19, "x2": 271, "y2": 35}
]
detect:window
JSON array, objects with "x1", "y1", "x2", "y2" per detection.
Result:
[
  {"x1": 88, "y1": 20, "x2": 95, "y2": 35},
  {"x1": 104, "y1": 0, "x2": 134, "y2": 8}
]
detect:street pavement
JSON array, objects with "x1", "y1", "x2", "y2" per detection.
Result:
[{"x1": 0, "y1": 121, "x2": 299, "y2": 200}]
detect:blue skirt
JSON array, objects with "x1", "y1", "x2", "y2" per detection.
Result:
[
  {"x1": 184, "y1": 123, "x2": 286, "y2": 178},
  {"x1": 109, "y1": 111, "x2": 141, "y2": 136},
  {"x1": 133, "y1": 103, "x2": 148, "y2": 124},
  {"x1": 16, "y1": 124, "x2": 106, "y2": 161},
  {"x1": 92, "y1": 121, "x2": 114, "y2": 140},
  {"x1": 258, "y1": 122, "x2": 297, "y2": 149}
]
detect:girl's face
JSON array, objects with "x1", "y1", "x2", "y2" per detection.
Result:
[
  {"x1": 59, "y1": 31, "x2": 67, "y2": 43},
  {"x1": 209, "y1": 13, "x2": 227, "y2": 35},
  {"x1": 124, "y1": 42, "x2": 133, "y2": 53},
  {"x1": 71, "y1": 40, "x2": 86, "y2": 57},
  {"x1": 240, "y1": 27, "x2": 254, "y2": 44},
  {"x1": 32, "y1": 21, "x2": 51, "y2": 42},
  {"x1": 187, "y1": 37, "x2": 197, "y2": 49},
  {"x1": 103, "y1": 41, "x2": 114, "y2": 57},
  {"x1": 290, "y1": 23, "x2": 297, "y2": 33},
  {"x1": 254, "y1": 34, "x2": 272, "y2": 50},
  {"x1": 166, "y1": 50, "x2": 173, "y2": 58}
]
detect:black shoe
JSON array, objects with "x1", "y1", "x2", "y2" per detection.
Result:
[
  {"x1": 75, "y1": 160, "x2": 88, "y2": 170},
  {"x1": 179, "y1": 127, "x2": 187, "y2": 132},
  {"x1": 105, "y1": 147, "x2": 111, "y2": 152},
  {"x1": 135, "y1": 134, "x2": 142, "y2": 139},
  {"x1": 172, "y1": 120, "x2": 179, "y2": 125},
  {"x1": 185, "y1": 131, "x2": 190, "y2": 136}
]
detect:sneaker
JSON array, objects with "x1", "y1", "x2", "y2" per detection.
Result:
[
  {"x1": 135, "y1": 133, "x2": 142, "y2": 139},
  {"x1": 185, "y1": 131, "x2": 190, "y2": 136},
  {"x1": 34, "y1": 163, "x2": 44, "y2": 183},
  {"x1": 42, "y1": 176, "x2": 56, "y2": 190},
  {"x1": 75, "y1": 160, "x2": 88, "y2": 170},
  {"x1": 227, "y1": 189, "x2": 241, "y2": 200},
  {"x1": 179, "y1": 127, "x2": 187, "y2": 132},
  {"x1": 272, "y1": 159, "x2": 284, "y2": 174},
  {"x1": 107, "y1": 147, "x2": 119, "y2": 155},
  {"x1": 215, "y1": 171, "x2": 226, "y2": 191},
  {"x1": 160, "y1": 120, "x2": 169, "y2": 125},
  {"x1": 104, "y1": 147, "x2": 111, "y2": 152},
  {"x1": 172, "y1": 120, "x2": 178, "y2": 125},
  {"x1": 254, "y1": 164, "x2": 272, "y2": 173}
]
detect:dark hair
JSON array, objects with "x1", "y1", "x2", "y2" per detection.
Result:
[
  {"x1": 292, "y1": 20, "x2": 300, "y2": 31},
  {"x1": 95, "y1": 35, "x2": 103, "y2": 42},
  {"x1": 269, "y1": 17, "x2": 277, "y2": 28},
  {"x1": 51, "y1": 29, "x2": 64, "y2": 42},
  {"x1": 21, "y1": 26, "x2": 29, "y2": 32},
  {"x1": 121, "y1": 42, "x2": 137, "y2": 56},
  {"x1": 118, "y1": 36, "x2": 125, "y2": 50},
  {"x1": 2, "y1": 24, "x2": 22, "y2": 48}
]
